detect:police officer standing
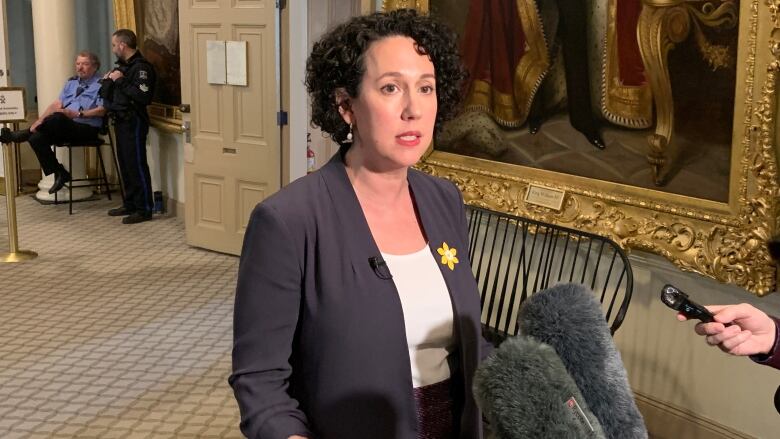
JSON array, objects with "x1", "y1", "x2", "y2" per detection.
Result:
[{"x1": 100, "y1": 29, "x2": 156, "y2": 224}]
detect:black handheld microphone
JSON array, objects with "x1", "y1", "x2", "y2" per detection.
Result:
[
  {"x1": 518, "y1": 283, "x2": 648, "y2": 439},
  {"x1": 473, "y1": 335, "x2": 606, "y2": 439},
  {"x1": 660, "y1": 284, "x2": 716, "y2": 323}
]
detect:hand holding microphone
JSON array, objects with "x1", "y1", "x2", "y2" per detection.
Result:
[
  {"x1": 666, "y1": 283, "x2": 780, "y2": 414},
  {"x1": 663, "y1": 284, "x2": 777, "y2": 357},
  {"x1": 677, "y1": 302, "x2": 777, "y2": 357}
]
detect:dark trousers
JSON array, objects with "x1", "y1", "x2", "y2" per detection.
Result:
[
  {"x1": 29, "y1": 112, "x2": 99, "y2": 175},
  {"x1": 530, "y1": 0, "x2": 598, "y2": 134},
  {"x1": 114, "y1": 114, "x2": 153, "y2": 213}
]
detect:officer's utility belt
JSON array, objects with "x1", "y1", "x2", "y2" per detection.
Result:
[{"x1": 109, "y1": 110, "x2": 137, "y2": 122}]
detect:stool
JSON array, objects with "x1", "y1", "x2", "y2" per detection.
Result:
[{"x1": 54, "y1": 134, "x2": 122, "y2": 214}]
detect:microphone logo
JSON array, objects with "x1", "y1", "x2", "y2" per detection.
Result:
[{"x1": 565, "y1": 397, "x2": 595, "y2": 433}]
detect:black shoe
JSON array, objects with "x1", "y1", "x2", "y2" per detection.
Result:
[
  {"x1": 48, "y1": 169, "x2": 71, "y2": 194},
  {"x1": 575, "y1": 127, "x2": 606, "y2": 150},
  {"x1": 586, "y1": 133, "x2": 606, "y2": 150},
  {"x1": 528, "y1": 117, "x2": 542, "y2": 135},
  {"x1": 122, "y1": 211, "x2": 152, "y2": 224},
  {"x1": 108, "y1": 207, "x2": 135, "y2": 216},
  {"x1": 0, "y1": 128, "x2": 31, "y2": 144}
]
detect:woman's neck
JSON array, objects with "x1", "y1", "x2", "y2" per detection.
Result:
[
  {"x1": 344, "y1": 145, "x2": 409, "y2": 204},
  {"x1": 343, "y1": 142, "x2": 426, "y2": 254}
]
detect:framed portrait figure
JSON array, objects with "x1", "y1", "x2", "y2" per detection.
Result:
[
  {"x1": 384, "y1": 0, "x2": 780, "y2": 294},
  {"x1": 113, "y1": 0, "x2": 184, "y2": 132}
]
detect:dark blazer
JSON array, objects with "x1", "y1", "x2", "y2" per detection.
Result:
[{"x1": 230, "y1": 152, "x2": 489, "y2": 439}]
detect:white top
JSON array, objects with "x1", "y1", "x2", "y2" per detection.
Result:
[{"x1": 381, "y1": 245, "x2": 455, "y2": 388}]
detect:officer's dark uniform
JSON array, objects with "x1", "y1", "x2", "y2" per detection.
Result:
[{"x1": 100, "y1": 51, "x2": 156, "y2": 215}]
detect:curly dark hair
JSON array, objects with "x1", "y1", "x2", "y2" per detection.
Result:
[{"x1": 305, "y1": 9, "x2": 467, "y2": 146}]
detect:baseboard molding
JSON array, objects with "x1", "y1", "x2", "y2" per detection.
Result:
[
  {"x1": 0, "y1": 170, "x2": 41, "y2": 196},
  {"x1": 19, "y1": 169, "x2": 41, "y2": 193},
  {"x1": 171, "y1": 200, "x2": 184, "y2": 219},
  {"x1": 635, "y1": 391, "x2": 755, "y2": 439},
  {"x1": 153, "y1": 198, "x2": 184, "y2": 219}
]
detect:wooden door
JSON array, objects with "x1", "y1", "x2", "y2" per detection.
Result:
[{"x1": 180, "y1": 0, "x2": 280, "y2": 254}]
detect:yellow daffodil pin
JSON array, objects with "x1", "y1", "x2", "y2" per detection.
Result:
[{"x1": 437, "y1": 242, "x2": 459, "y2": 270}]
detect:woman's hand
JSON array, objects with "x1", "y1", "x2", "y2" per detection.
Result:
[
  {"x1": 287, "y1": 436, "x2": 308, "y2": 439},
  {"x1": 678, "y1": 303, "x2": 777, "y2": 356}
]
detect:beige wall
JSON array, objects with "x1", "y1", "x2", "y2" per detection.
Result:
[{"x1": 147, "y1": 127, "x2": 184, "y2": 204}]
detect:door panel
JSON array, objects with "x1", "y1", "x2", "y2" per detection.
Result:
[
  {"x1": 237, "y1": 180, "x2": 266, "y2": 232},
  {"x1": 193, "y1": 27, "x2": 223, "y2": 136},
  {"x1": 233, "y1": 27, "x2": 267, "y2": 143},
  {"x1": 192, "y1": 0, "x2": 219, "y2": 8},
  {"x1": 195, "y1": 175, "x2": 225, "y2": 228},
  {"x1": 234, "y1": 0, "x2": 264, "y2": 8},
  {"x1": 181, "y1": 0, "x2": 279, "y2": 254}
]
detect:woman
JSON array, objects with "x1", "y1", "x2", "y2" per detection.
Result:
[{"x1": 230, "y1": 9, "x2": 490, "y2": 439}]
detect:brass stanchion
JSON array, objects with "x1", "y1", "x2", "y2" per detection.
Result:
[
  {"x1": 14, "y1": 122, "x2": 22, "y2": 194},
  {"x1": 1, "y1": 133, "x2": 37, "y2": 262}
]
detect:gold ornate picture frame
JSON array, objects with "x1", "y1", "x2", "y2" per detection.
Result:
[
  {"x1": 385, "y1": 0, "x2": 780, "y2": 295},
  {"x1": 113, "y1": 0, "x2": 184, "y2": 133}
]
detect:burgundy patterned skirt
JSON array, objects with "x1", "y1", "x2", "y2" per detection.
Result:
[{"x1": 413, "y1": 379, "x2": 455, "y2": 439}]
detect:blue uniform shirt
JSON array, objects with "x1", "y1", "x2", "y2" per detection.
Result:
[{"x1": 59, "y1": 74, "x2": 103, "y2": 128}]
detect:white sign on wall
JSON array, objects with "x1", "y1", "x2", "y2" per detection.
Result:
[{"x1": 0, "y1": 87, "x2": 26, "y2": 123}]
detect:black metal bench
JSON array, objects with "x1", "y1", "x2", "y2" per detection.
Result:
[{"x1": 466, "y1": 206, "x2": 634, "y2": 345}]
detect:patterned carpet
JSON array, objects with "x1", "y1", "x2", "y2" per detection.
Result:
[{"x1": 0, "y1": 194, "x2": 242, "y2": 438}]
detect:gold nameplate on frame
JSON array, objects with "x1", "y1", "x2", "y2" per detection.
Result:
[{"x1": 524, "y1": 184, "x2": 565, "y2": 211}]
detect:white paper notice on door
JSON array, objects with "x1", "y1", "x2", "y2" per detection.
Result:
[
  {"x1": 226, "y1": 41, "x2": 248, "y2": 86},
  {"x1": 206, "y1": 40, "x2": 226, "y2": 85}
]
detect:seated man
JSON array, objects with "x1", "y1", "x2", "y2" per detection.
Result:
[{"x1": 0, "y1": 51, "x2": 106, "y2": 194}]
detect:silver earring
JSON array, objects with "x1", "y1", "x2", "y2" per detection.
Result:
[{"x1": 344, "y1": 123, "x2": 353, "y2": 144}]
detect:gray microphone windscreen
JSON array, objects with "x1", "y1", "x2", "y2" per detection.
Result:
[
  {"x1": 474, "y1": 335, "x2": 606, "y2": 439},
  {"x1": 518, "y1": 283, "x2": 648, "y2": 439}
]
